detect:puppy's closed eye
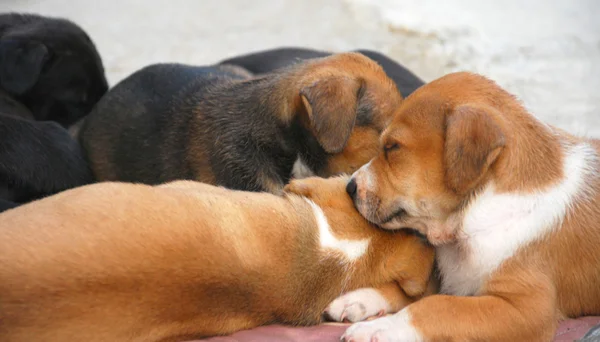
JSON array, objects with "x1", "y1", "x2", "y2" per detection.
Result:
[
  {"x1": 383, "y1": 142, "x2": 400, "y2": 159},
  {"x1": 384, "y1": 143, "x2": 400, "y2": 152}
]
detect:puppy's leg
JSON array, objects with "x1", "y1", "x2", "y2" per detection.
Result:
[
  {"x1": 0, "y1": 116, "x2": 94, "y2": 199},
  {"x1": 214, "y1": 64, "x2": 254, "y2": 79},
  {"x1": 219, "y1": 47, "x2": 330, "y2": 75},
  {"x1": 342, "y1": 270, "x2": 557, "y2": 342},
  {"x1": 325, "y1": 282, "x2": 413, "y2": 323}
]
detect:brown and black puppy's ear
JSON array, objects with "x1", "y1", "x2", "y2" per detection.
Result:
[
  {"x1": 299, "y1": 77, "x2": 365, "y2": 153},
  {"x1": 283, "y1": 176, "x2": 351, "y2": 206},
  {"x1": 0, "y1": 40, "x2": 49, "y2": 95},
  {"x1": 284, "y1": 175, "x2": 351, "y2": 196},
  {"x1": 444, "y1": 104, "x2": 505, "y2": 195},
  {"x1": 284, "y1": 179, "x2": 312, "y2": 198}
]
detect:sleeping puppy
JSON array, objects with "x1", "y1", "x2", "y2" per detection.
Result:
[
  {"x1": 80, "y1": 53, "x2": 402, "y2": 193},
  {"x1": 0, "y1": 176, "x2": 435, "y2": 342},
  {"x1": 0, "y1": 116, "x2": 93, "y2": 211},
  {"x1": 0, "y1": 13, "x2": 106, "y2": 210},
  {"x1": 219, "y1": 47, "x2": 425, "y2": 98},
  {"x1": 0, "y1": 92, "x2": 93, "y2": 212},
  {"x1": 0, "y1": 13, "x2": 108, "y2": 127},
  {"x1": 336, "y1": 72, "x2": 600, "y2": 341},
  {"x1": 0, "y1": 89, "x2": 32, "y2": 120}
]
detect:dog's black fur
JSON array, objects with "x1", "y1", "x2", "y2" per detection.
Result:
[
  {"x1": 79, "y1": 64, "x2": 313, "y2": 191},
  {"x1": 0, "y1": 13, "x2": 105, "y2": 212},
  {"x1": 219, "y1": 47, "x2": 424, "y2": 97},
  {"x1": 0, "y1": 110, "x2": 94, "y2": 212},
  {"x1": 0, "y1": 13, "x2": 108, "y2": 127}
]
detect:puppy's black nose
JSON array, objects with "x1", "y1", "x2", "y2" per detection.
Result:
[{"x1": 346, "y1": 178, "x2": 358, "y2": 199}]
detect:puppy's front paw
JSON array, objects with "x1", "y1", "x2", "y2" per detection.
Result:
[
  {"x1": 325, "y1": 288, "x2": 391, "y2": 323},
  {"x1": 340, "y1": 311, "x2": 423, "y2": 342}
]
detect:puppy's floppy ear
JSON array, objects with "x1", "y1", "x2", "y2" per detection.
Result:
[
  {"x1": 0, "y1": 40, "x2": 49, "y2": 95},
  {"x1": 283, "y1": 179, "x2": 313, "y2": 198},
  {"x1": 444, "y1": 104, "x2": 505, "y2": 194},
  {"x1": 300, "y1": 76, "x2": 364, "y2": 153}
]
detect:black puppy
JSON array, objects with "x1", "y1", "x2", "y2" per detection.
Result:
[
  {"x1": 0, "y1": 13, "x2": 108, "y2": 127},
  {"x1": 0, "y1": 90, "x2": 93, "y2": 212},
  {"x1": 0, "y1": 13, "x2": 106, "y2": 212},
  {"x1": 219, "y1": 47, "x2": 424, "y2": 97}
]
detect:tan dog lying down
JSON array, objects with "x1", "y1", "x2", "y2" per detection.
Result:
[{"x1": 0, "y1": 177, "x2": 434, "y2": 342}]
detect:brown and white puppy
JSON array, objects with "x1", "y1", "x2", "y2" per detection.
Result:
[
  {"x1": 336, "y1": 72, "x2": 600, "y2": 341},
  {"x1": 0, "y1": 176, "x2": 434, "y2": 342},
  {"x1": 80, "y1": 53, "x2": 401, "y2": 193}
]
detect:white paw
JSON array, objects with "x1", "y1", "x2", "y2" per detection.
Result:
[
  {"x1": 341, "y1": 310, "x2": 423, "y2": 342},
  {"x1": 325, "y1": 288, "x2": 391, "y2": 323}
]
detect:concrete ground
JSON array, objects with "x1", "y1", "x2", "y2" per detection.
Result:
[{"x1": 3, "y1": 0, "x2": 599, "y2": 136}]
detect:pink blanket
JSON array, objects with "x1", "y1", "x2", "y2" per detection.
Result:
[{"x1": 196, "y1": 317, "x2": 600, "y2": 342}]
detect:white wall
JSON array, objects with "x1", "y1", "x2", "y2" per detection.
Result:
[{"x1": 3, "y1": 0, "x2": 599, "y2": 136}]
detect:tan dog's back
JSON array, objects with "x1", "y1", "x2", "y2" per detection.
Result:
[{"x1": 0, "y1": 181, "x2": 304, "y2": 341}]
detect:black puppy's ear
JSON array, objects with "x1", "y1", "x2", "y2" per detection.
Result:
[
  {"x1": 300, "y1": 77, "x2": 364, "y2": 153},
  {"x1": 0, "y1": 40, "x2": 49, "y2": 95}
]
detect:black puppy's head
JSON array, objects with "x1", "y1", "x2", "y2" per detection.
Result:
[{"x1": 0, "y1": 14, "x2": 108, "y2": 126}]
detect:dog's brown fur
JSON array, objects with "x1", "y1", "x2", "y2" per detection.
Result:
[
  {"x1": 80, "y1": 53, "x2": 401, "y2": 193},
  {"x1": 0, "y1": 177, "x2": 434, "y2": 342},
  {"x1": 342, "y1": 72, "x2": 600, "y2": 341}
]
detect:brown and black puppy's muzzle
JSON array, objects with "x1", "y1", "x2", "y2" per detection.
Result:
[{"x1": 346, "y1": 72, "x2": 506, "y2": 244}]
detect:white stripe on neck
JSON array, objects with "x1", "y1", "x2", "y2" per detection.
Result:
[{"x1": 305, "y1": 199, "x2": 370, "y2": 261}]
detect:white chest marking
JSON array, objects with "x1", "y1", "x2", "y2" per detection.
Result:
[
  {"x1": 306, "y1": 199, "x2": 370, "y2": 261},
  {"x1": 291, "y1": 156, "x2": 315, "y2": 179},
  {"x1": 438, "y1": 143, "x2": 597, "y2": 296}
]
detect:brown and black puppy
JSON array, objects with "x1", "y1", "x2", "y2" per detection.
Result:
[
  {"x1": 219, "y1": 47, "x2": 425, "y2": 98},
  {"x1": 80, "y1": 53, "x2": 402, "y2": 193},
  {"x1": 0, "y1": 13, "x2": 108, "y2": 127},
  {"x1": 0, "y1": 176, "x2": 435, "y2": 342}
]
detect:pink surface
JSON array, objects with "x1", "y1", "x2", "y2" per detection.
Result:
[
  {"x1": 199, "y1": 324, "x2": 347, "y2": 342},
  {"x1": 195, "y1": 317, "x2": 600, "y2": 342},
  {"x1": 554, "y1": 316, "x2": 600, "y2": 341}
]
